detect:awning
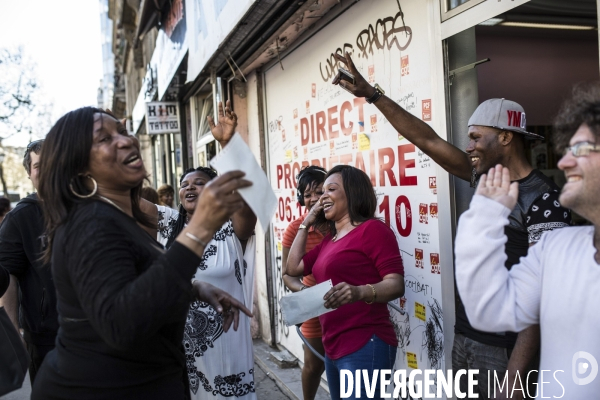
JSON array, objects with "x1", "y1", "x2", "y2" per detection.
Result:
[{"x1": 133, "y1": 0, "x2": 168, "y2": 48}]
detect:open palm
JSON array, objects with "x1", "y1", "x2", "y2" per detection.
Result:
[
  {"x1": 208, "y1": 100, "x2": 237, "y2": 145},
  {"x1": 476, "y1": 164, "x2": 519, "y2": 210}
]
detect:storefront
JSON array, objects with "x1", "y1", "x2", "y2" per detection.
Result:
[
  {"x1": 132, "y1": 0, "x2": 189, "y2": 194},
  {"x1": 181, "y1": 0, "x2": 599, "y2": 395}
]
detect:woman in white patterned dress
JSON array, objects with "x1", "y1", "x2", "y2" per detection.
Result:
[{"x1": 157, "y1": 101, "x2": 257, "y2": 400}]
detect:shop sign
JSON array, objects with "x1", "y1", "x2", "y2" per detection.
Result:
[
  {"x1": 132, "y1": 60, "x2": 158, "y2": 134},
  {"x1": 145, "y1": 102, "x2": 180, "y2": 135}
]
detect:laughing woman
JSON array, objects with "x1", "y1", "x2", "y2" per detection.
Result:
[
  {"x1": 285, "y1": 165, "x2": 405, "y2": 400},
  {"x1": 156, "y1": 101, "x2": 258, "y2": 400},
  {"x1": 32, "y1": 107, "x2": 252, "y2": 399}
]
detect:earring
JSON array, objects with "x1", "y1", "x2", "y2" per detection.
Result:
[{"x1": 69, "y1": 175, "x2": 98, "y2": 199}]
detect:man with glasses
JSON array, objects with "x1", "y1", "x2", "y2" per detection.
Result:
[
  {"x1": 0, "y1": 139, "x2": 58, "y2": 384},
  {"x1": 455, "y1": 84, "x2": 600, "y2": 398},
  {"x1": 333, "y1": 52, "x2": 571, "y2": 398}
]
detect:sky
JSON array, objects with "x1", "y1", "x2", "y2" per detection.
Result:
[{"x1": 0, "y1": 0, "x2": 103, "y2": 147}]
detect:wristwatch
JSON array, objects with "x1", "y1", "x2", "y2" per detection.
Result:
[
  {"x1": 365, "y1": 84, "x2": 385, "y2": 104},
  {"x1": 299, "y1": 224, "x2": 308, "y2": 230}
]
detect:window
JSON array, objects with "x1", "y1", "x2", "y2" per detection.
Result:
[
  {"x1": 448, "y1": 0, "x2": 471, "y2": 10},
  {"x1": 441, "y1": 0, "x2": 486, "y2": 21},
  {"x1": 195, "y1": 94, "x2": 213, "y2": 142}
]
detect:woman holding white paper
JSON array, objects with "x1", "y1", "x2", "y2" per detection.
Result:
[
  {"x1": 286, "y1": 165, "x2": 405, "y2": 400},
  {"x1": 156, "y1": 101, "x2": 258, "y2": 400}
]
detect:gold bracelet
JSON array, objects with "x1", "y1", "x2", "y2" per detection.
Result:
[
  {"x1": 365, "y1": 284, "x2": 376, "y2": 304},
  {"x1": 185, "y1": 232, "x2": 209, "y2": 247}
]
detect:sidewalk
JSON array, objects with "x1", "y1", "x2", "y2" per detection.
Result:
[
  {"x1": 253, "y1": 339, "x2": 330, "y2": 400},
  {"x1": 1, "y1": 342, "x2": 331, "y2": 400},
  {"x1": 0, "y1": 373, "x2": 30, "y2": 400}
]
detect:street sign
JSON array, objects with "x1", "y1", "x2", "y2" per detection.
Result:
[{"x1": 145, "y1": 101, "x2": 180, "y2": 135}]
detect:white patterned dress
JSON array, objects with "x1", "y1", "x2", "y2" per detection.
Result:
[{"x1": 157, "y1": 205, "x2": 256, "y2": 400}]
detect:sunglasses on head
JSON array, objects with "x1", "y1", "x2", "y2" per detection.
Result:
[{"x1": 23, "y1": 139, "x2": 43, "y2": 158}]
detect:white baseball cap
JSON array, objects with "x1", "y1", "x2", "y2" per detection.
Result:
[{"x1": 468, "y1": 98, "x2": 544, "y2": 140}]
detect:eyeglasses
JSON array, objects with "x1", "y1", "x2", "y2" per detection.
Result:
[
  {"x1": 23, "y1": 139, "x2": 43, "y2": 158},
  {"x1": 562, "y1": 141, "x2": 600, "y2": 157}
]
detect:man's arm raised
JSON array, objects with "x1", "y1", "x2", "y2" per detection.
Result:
[{"x1": 333, "y1": 52, "x2": 472, "y2": 182}]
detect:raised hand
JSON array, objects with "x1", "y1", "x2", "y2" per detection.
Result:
[
  {"x1": 332, "y1": 51, "x2": 376, "y2": 98},
  {"x1": 302, "y1": 202, "x2": 324, "y2": 228},
  {"x1": 192, "y1": 280, "x2": 253, "y2": 332},
  {"x1": 207, "y1": 100, "x2": 237, "y2": 146},
  {"x1": 476, "y1": 164, "x2": 519, "y2": 210}
]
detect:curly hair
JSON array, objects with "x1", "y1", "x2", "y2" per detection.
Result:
[
  {"x1": 179, "y1": 167, "x2": 217, "y2": 183},
  {"x1": 553, "y1": 83, "x2": 600, "y2": 154},
  {"x1": 296, "y1": 165, "x2": 327, "y2": 206}
]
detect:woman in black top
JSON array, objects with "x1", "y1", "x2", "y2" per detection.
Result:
[{"x1": 32, "y1": 107, "x2": 251, "y2": 399}]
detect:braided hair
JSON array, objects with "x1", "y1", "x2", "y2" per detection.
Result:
[{"x1": 165, "y1": 167, "x2": 218, "y2": 249}]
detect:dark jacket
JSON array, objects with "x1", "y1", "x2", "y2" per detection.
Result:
[
  {"x1": 0, "y1": 265, "x2": 8, "y2": 297},
  {"x1": 0, "y1": 193, "x2": 58, "y2": 345},
  {"x1": 32, "y1": 201, "x2": 198, "y2": 399}
]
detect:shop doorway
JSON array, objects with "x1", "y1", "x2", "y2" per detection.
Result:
[{"x1": 445, "y1": 0, "x2": 599, "y2": 220}]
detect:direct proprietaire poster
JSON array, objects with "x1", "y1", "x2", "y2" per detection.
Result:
[{"x1": 264, "y1": 0, "x2": 447, "y2": 395}]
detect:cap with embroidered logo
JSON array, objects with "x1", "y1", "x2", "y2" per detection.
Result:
[{"x1": 468, "y1": 98, "x2": 544, "y2": 140}]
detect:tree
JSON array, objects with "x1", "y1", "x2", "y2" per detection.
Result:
[
  {"x1": 0, "y1": 47, "x2": 51, "y2": 139},
  {"x1": 0, "y1": 47, "x2": 52, "y2": 197}
]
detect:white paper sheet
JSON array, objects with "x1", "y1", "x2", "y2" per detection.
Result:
[
  {"x1": 280, "y1": 279, "x2": 334, "y2": 327},
  {"x1": 209, "y1": 133, "x2": 277, "y2": 232}
]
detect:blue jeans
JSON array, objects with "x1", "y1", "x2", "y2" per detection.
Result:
[{"x1": 325, "y1": 335, "x2": 397, "y2": 400}]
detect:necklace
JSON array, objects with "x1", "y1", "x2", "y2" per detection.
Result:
[
  {"x1": 332, "y1": 226, "x2": 349, "y2": 242},
  {"x1": 97, "y1": 195, "x2": 126, "y2": 214},
  {"x1": 332, "y1": 231, "x2": 347, "y2": 242}
]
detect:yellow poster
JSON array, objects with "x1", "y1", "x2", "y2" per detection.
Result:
[
  {"x1": 284, "y1": 149, "x2": 293, "y2": 163},
  {"x1": 277, "y1": 242, "x2": 282, "y2": 252},
  {"x1": 415, "y1": 301, "x2": 426, "y2": 321},
  {"x1": 358, "y1": 133, "x2": 370, "y2": 151},
  {"x1": 407, "y1": 352, "x2": 418, "y2": 369}
]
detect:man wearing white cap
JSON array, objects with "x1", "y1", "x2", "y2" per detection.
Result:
[{"x1": 333, "y1": 52, "x2": 571, "y2": 398}]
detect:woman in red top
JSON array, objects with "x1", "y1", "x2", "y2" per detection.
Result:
[
  {"x1": 282, "y1": 166, "x2": 327, "y2": 400},
  {"x1": 286, "y1": 165, "x2": 405, "y2": 400}
]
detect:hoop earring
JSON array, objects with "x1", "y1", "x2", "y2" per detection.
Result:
[{"x1": 69, "y1": 175, "x2": 98, "y2": 199}]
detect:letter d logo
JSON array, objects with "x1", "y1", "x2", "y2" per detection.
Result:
[{"x1": 572, "y1": 351, "x2": 598, "y2": 385}]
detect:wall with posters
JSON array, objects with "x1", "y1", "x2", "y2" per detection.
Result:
[{"x1": 263, "y1": 0, "x2": 452, "y2": 384}]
